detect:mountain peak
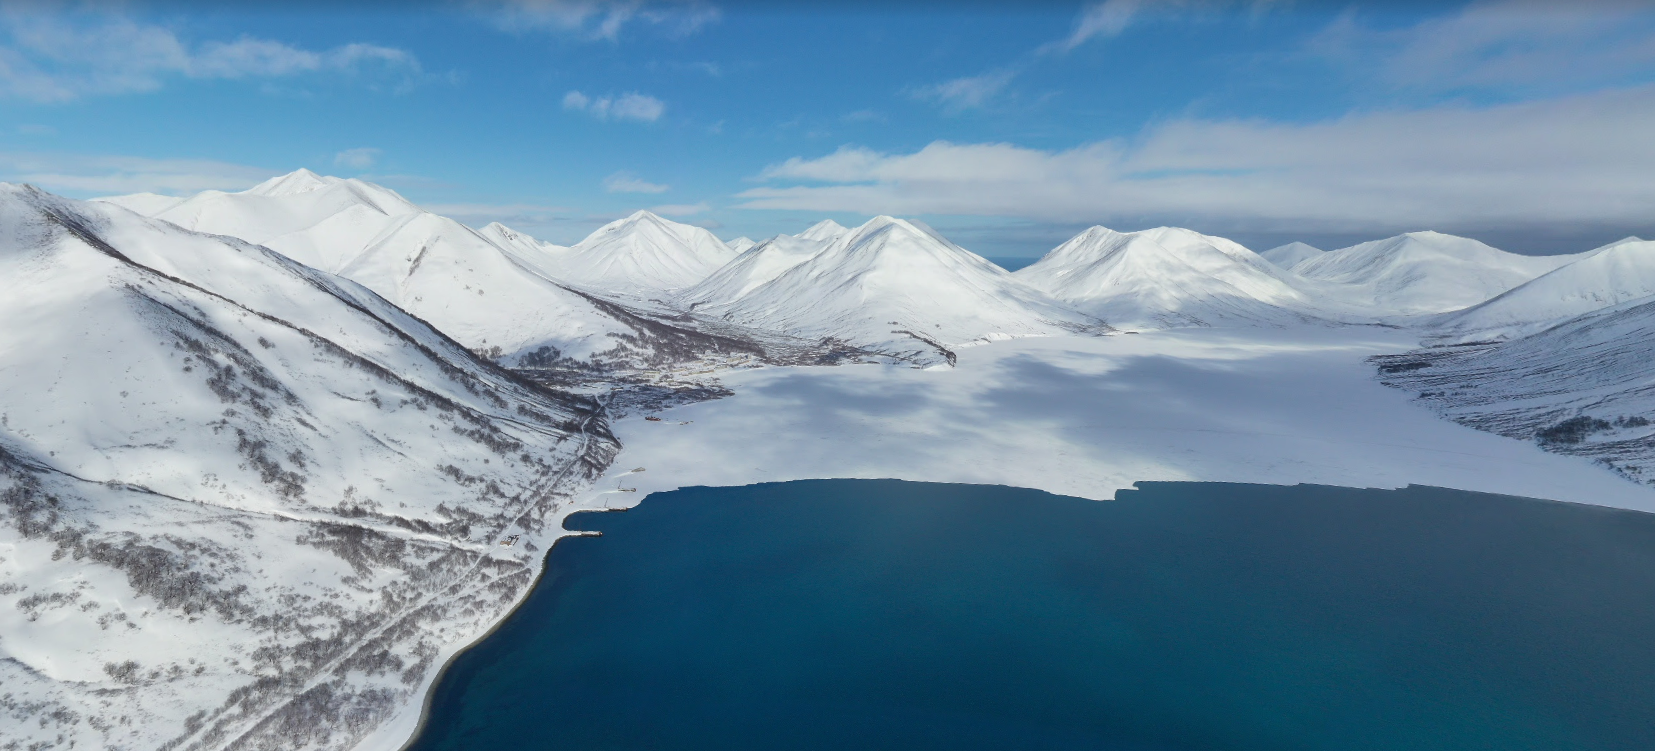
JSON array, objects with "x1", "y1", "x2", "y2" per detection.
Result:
[
  {"x1": 797, "y1": 219, "x2": 850, "y2": 242},
  {"x1": 245, "y1": 168, "x2": 336, "y2": 197}
]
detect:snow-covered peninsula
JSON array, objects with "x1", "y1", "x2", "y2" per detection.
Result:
[{"x1": 6, "y1": 172, "x2": 1655, "y2": 751}]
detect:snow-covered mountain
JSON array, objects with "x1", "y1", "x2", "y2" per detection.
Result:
[
  {"x1": 99, "y1": 172, "x2": 751, "y2": 371},
  {"x1": 697, "y1": 216, "x2": 1104, "y2": 365},
  {"x1": 1260, "y1": 241, "x2": 1323, "y2": 269},
  {"x1": 1428, "y1": 240, "x2": 1655, "y2": 342},
  {"x1": 1015, "y1": 226, "x2": 1325, "y2": 330},
  {"x1": 796, "y1": 218, "x2": 850, "y2": 243},
  {"x1": 0, "y1": 184, "x2": 616, "y2": 751},
  {"x1": 680, "y1": 233, "x2": 835, "y2": 308},
  {"x1": 555, "y1": 210, "x2": 736, "y2": 295},
  {"x1": 1376, "y1": 295, "x2": 1655, "y2": 486},
  {"x1": 726, "y1": 236, "x2": 757, "y2": 253},
  {"x1": 1294, "y1": 231, "x2": 1575, "y2": 315}
]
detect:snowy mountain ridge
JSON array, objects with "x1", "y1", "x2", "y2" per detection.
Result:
[{"x1": 0, "y1": 183, "x2": 617, "y2": 751}]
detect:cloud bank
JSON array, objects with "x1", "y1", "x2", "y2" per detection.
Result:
[
  {"x1": 0, "y1": 13, "x2": 420, "y2": 102},
  {"x1": 740, "y1": 85, "x2": 1655, "y2": 235}
]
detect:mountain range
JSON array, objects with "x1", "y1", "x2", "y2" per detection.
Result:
[{"x1": 7, "y1": 169, "x2": 1655, "y2": 751}]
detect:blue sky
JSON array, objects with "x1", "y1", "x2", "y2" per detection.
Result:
[{"x1": 3, "y1": 1, "x2": 1655, "y2": 256}]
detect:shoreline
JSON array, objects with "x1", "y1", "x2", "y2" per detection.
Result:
[{"x1": 380, "y1": 506, "x2": 628, "y2": 751}]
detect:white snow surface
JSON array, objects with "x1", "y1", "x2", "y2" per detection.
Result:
[
  {"x1": 555, "y1": 210, "x2": 736, "y2": 294},
  {"x1": 1428, "y1": 240, "x2": 1655, "y2": 342},
  {"x1": 563, "y1": 326, "x2": 1655, "y2": 523},
  {"x1": 1015, "y1": 226, "x2": 1325, "y2": 330},
  {"x1": 1293, "y1": 231, "x2": 1576, "y2": 315},
  {"x1": 1259, "y1": 241, "x2": 1324, "y2": 269},
  {"x1": 0, "y1": 184, "x2": 615, "y2": 751},
  {"x1": 698, "y1": 216, "x2": 1104, "y2": 364},
  {"x1": 725, "y1": 236, "x2": 757, "y2": 254}
]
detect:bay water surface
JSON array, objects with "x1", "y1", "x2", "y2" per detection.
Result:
[{"x1": 408, "y1": 479, "x2": 1655, "y2": 750}]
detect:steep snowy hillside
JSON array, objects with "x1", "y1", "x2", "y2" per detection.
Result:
[
  {"x1": 680, "y1": 233, "x2": 833, "y2": 308},
  {"x1": 1260, "y1": 241, "x2": 1323, "y2": 269},
  {"x1": 1295, "y1": 231, "x2": 1574, "y2": 315},
  {"x1": 700, "y1": 216, "x2": 1104, "y2": 365},
  {"x1": 1374, "y1": 297, "x2": 1655, "y2": 486},
  {"x1": 557, "y1": 210, "x2": 736, "y2": 295},
  {"x1": 478, "y1": 220, "x2": 570, "y2": 262},
  {"x1": 0, "y1": 185, "x2": 617, "y2": 751},
  {"x1": 1015, "y1": 226, "x2": 1325, "y2": 330},
  {"x1": 100, "y1": 173, "x2": 758, "y2": 372},
  {"x1": 1428, "y1": 240, "x2": 1655, "y2": 342},
  {"x1": 726, "y1": 236, "x2": 757, "y2": 253}
]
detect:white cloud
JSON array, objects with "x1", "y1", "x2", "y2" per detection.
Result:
[
  {"x1": 1055, "y1": 0, "x2": 1153, "y2": 52},
  {"x1": 1312, "y1": 1, "x2": 1655, "y2": 94},
  {"x1": 740, "y1": 84, "x2": 1655, "y2": 234},
  {"x1": 602, "y1": 171, "x2": 669, "y2": 193},
  {"x1": 0, "y1": 152, "x2": 276, "y2": 195},
  {"x1": 0, "y1": 14, "x2": 420, "y2": 102},
  {"x1": 649, "y1": 202, "x2": 708, "y2": 216},
  {"x1": 333, "y1": 147, "x2": 381, "y2": 169},
  {"x1": 485, "y1": 0, "x2": 720, "y2": 41},
  {"x1": 562, "y1": 89, "x2": 665, "y2": 121},
  {"x1": 911, "y1": 69, "x2": 1019, "y2": 112}
]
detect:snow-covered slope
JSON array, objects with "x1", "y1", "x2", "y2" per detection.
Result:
[
  {"x1": 726, "y1": 236, "x2": 757, "y2": 254},
  {"x1": 1294, "y1": 231, "x2": 1575, "y2": 315},
  {"x1": 99, "y1": 173, "x2": 751, "y2": 370},
  {"x1": 1015, "y1": 226, "x2": 1324, "y2": 330},
  {"x1": 556, "y1": 210, "x2": 736, "y2": 294},
  {"x1": 700, "y1": 216, "x2": 1103, "y2": 365},
  {"x1": 1375, "y1": 295, "x2": 1655, "y2": 486},
  {"x1": 1428, "y1": 240, "x2": 1655, "y2": 342},
  {"x1": 0, "y1": 184, "x2": 616, "y2": 751},
  {"x1": 680, "y1": 233, "x2": 833, "y2": 308},
  {"x1": 1260, "y1": 241, "x2": 1323, "y2": 269}
]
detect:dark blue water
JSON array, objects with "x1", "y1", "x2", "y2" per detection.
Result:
[{"x1": 408, "y1": 480, "x2": 1655, "y2": 751}]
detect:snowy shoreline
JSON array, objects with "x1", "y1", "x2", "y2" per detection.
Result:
[{"x1": 361, "y1": 325, "x2": 1655, "y2": 750}]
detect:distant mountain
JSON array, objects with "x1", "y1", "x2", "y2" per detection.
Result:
[
  {"x1": 98, "y1": 172, "x2": 747, "y2": 370},
  {"x1": 0, "y1": 183, "x2": 614, "y2": 751},
  {"x1": 796, "y1": 219, "x2": 850, "y2": 243},
  {"x1": 681, "y1": 233, "x2": 833, "y2": 308},
  {"x1": 556, "y1": 210, "x2": 736, "y2": 294},
  {"x1": 1294, "y1": 231, "x2": 1574, "y2": 315},
  {"x1": 698, "y1": 216, "x2": 1103, "y2": 365},
  {"x1": 1016, "y1": 226, "x2": 1324, "y2": 330},
  {"x1": 726, "y1": 236, "x2": 758, "y2": 253},
  {"x1": 1259, "y1": 241, "x2": 1323, "y2": 269},
  {"x1": 1428, "y1": 240, "x2": 1655, "y2": 342},
  {"x1": 1376, "y1": 294, "x2": 1655, "y2": 486}
]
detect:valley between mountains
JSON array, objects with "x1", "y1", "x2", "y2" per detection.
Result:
[{"x1": 5, "y1": 170, "x2": 1655, "y2": 751}]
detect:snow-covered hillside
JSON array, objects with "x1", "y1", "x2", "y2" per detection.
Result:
[
  {"x1": 1260, "y1": 241, "x2": 1323, "y2": 269},
  {"x1": 725, "y1": 236, "x2": 757, "y2": 253},
  {"x1": 555, "y1": 210, "x2": 736, "y2": 295},
  {"x1": 1428, "y1": 240, "x2": 1655, "y2": 342},
  {"x1": 1015, "y1": 226, "x2": 1324, "y2": 330},
  {"x1": 680, "y1": 233, "x2": 834, "y2": 308},
  {"x1": 99, "y1": 172, "x2": 758, "y2": 371},
  {"x1": 796, "y1": 219, "x2": 850, "y2": 243},
  {"x1": 698, "y1": 216, "x2": 1104, "y2": 365},
  {"x1": 1375, "y1": 296, "x2": 1655, "y2": 485},
  {"x1": 1294, "y1": 231, "x2": 1574, "y2": 315},
  {"x1": 0, "y1": 185, "x2": 617, "y2": 751}
]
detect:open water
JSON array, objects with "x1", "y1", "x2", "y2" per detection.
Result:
[{"x1": 408, "y1": 479, "x2": 1655, "y2": 750}]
